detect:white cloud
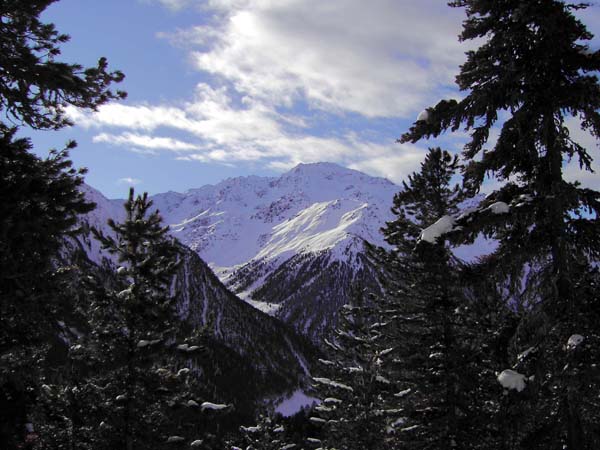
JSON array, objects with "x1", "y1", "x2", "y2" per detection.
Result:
[
  {"x1": 93, "y1": 132, "x2": 201, "y2": 151},
  {"x1": 67, "y1": 104, "x2": 196, "y2": 132},
  {"x1": 71, "y1": 82, "x2": 428, "y2": 182},
  {"x1": 179, "y1": 0, "x2": 467, "y2": 118},
  {"x1": 348, "y1": 146, "x2": 426, "y2": 184},
  {"x1": 77, "y1": 1, "x2": 476, "y2": 184},
  {"x1": 115, "y1": 0, "x2": 600, "y2": 190},
  {"x1": 118, "y1": 177, "x2": 142, "y2": 185}
]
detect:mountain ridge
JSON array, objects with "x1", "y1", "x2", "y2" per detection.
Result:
[
  {"x1": 83, "y1": 162, "x2": 399, "y2": 342},
  {"x1": 73, "y1": 183, "x2": 320, "y2": 413}
]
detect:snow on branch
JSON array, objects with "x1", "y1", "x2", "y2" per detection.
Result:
[
  {"x1": 486, "y1": 201, "x2": 510, "y2": 215},
  {"x1": 419, "y1": 215, "x2": 456, "y2": 244},
  {"x1": 566, "y1": 334, "x2": 584, "y2": 350},
  {"x1": 416, "y1": 109, "x2": 431, "y2": 123},
  {"x1": 497, "y1": 369, "x2": 527, "y2": 392},
  {"x1": 312, "y1": 377, "x2": 354, "y2": 392},
  {"x1": 201, "y1": 401, "x2": 231, "y2": 411},
  {"x1": 418, "y1": 197, "x2": 515, "y2": 245}
]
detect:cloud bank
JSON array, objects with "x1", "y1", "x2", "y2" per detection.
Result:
[
  {"x1": 73, "y1": 1, "x2": 474, "y2": 183},
  {"x1": 83, "y1": 1, "x2": 600, "y2": 189}
]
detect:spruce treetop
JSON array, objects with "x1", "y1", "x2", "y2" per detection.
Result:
[
  {"x1": 93, "y1": 188, "x2": 181, "y2": 326},
  {"x1": 383, "y1": 147, "x2": 463, "y2": 254},
  {"x1": 401, "y1": 0, "x2": 600, "y2": 192}
]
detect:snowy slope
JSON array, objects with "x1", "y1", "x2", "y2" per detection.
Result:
[
  {"x1": 150, "y1": 163, "x2": 396, "y2": 271},
  {"x1": 74, "y1": 185, "x2": 317, "y2": 400},
  {"x1": 82, "y1": 163, "x2": 398, "y2": 341},
  {"x1": 82, "y1": 163, "x2": 496, "y2": 343},
  {"x1": 76, "y1": 184, "x2": 125, "y2": 265},
  {"x1": 140, "y1": 163, "x2": 398, "y2": 340}
]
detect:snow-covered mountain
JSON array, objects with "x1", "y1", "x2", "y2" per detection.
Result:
[
  {"x1": 81, "y1": 162, "x2": 400, "y2": 342},
  {"x1": 72, "y1": 184, "x2": 317, "y2": 407},
  {"x1": 144, "y1": 162, "x2": 399, "y2": 341}
]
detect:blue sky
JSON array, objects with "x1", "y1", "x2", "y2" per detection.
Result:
[{"x1": 27, "y1": 0, "x2": 600, "y2": 198}]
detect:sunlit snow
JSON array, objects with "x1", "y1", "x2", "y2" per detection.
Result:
[
  {"x1": 419, "y1": 215, "x2": 455, "y2": 243},
  {"x1": 416, "y1": 109, "x2": 430, "y2": 122},
  {"x1": 487, "y1": 201, "x2": 510, "y2": 214}
]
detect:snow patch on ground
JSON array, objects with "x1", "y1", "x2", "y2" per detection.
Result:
[
  {"x1": 275, "y1": 390, "x2": 319, "y2": 417},
  {"x1": 245, "y1": 298, "x2": 282, "y2": 315}
]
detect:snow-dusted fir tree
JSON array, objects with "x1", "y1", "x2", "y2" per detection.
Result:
[
  {"x1": 81, "y1": 188, "x2": 216, "y2": 450},
  {"x1": 0, "y1": 131, "x2": 96, "y2": 449},
  {"x1": 377, "y1": 147, "x2": 501, "y2": 449},
  {"x1": 310, "y1": 286, "x2": 401, "y2": 450},
  {"x1": 401, "y1": 2, "x2": 600, "y2": 448},
  {"x1": 384, "y1": 147, "x2": 463, "y2": 254},
  {"x1": 228, "y1": 415, "x2": 298, "y2": 450}
]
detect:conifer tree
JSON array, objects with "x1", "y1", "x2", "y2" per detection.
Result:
[
  {"x1": 400, "y1": 2, "x2": 600, "y2": 448},
  {"x1": 377, "y1": 147, "x2": 501, "y2": 449},
  {"x1": 0, "y1": 1, "x2": 125, "y2": 446},
  {"x1": 85, "y1": 189, "x2": 215, "y2": 450},
  {"x1": 310, "y1": 287, "x2": 400, "y2": 450},
  {"x1": 0, "y1": 0, "x2": 126, "y2": 130},
  {"x1": 0, "y1": 130, "x2": 95, "y2": 448},
  {"x1": 383, "y1": 147, "x2": 463, "y2": 255},
  {"x1": 231, "y1": 415, "x2": 297, "y2": 450}
]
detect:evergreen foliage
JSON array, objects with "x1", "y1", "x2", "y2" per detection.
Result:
[
  {"x1": 0, "y1": 1, "x2": 125, "y2": 446},
  {"x1": 311, "y1": 287, "x2": 398, "y2": 450},
  {"x1": 230, "y1": 415, "x2": 297, "y2": 450},
  {"x1": 383, "y1": 147, "x2": 463, "y2": 254},
  {"x1": 82, "y1": 188, "x2": 217, "y2": 450},
  {"x1": 378, "y1": 147, "x2": 500, "y2": 449},
  {"x1": 0, "y1": 130, "x2": 94, "y2": 449},
  {"x1": 0, "y1": 129, "x2": 93, "y2": 302},
  {"x1": 0, "y1": 0, "x2": 126, "y2": 130},
  {"x1": 400, "y1": 1, "x2": 600, "y2": 448},
  {"x1": 0, "y1": 130, "x2": 93, "y2": 448}
]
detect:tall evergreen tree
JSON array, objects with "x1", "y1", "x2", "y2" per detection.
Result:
[
  {"x1": 400, "y1": 2, "x2": 600, "y2": 448},
  {"x1": 0, "y1": 130, "x2": 94, "y2": 449},
  {"x1": 0, "y1": 1, "x2": 125, "y2": 446},
  {"x1": 376, "y1": 147, "x2": 502, "y2": 449},
  {"x1": 311, "y1": 287, "x2": 400, "y2": 450},
  {"x1": 85, "y1": 189, "x2": 216, "y2": 450}
]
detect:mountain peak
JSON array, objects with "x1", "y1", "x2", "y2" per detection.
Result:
[
  {"x1": 285, "y1": 161, "x2": 359, "y2": 178},
  {"x1": 279, "y1": 162, "x2": 393, "y2": 188},
  {"x1": 83, "y1": 165, "x2": 400, "y2": 343},
  {"x1": 290, "y1": 161, "x2": 345, "y2": 171}
]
